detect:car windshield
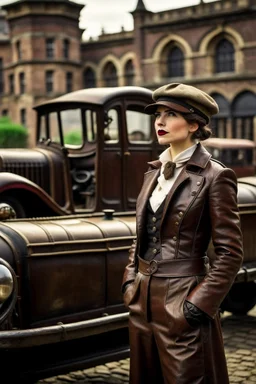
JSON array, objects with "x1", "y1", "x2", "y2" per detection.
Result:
[{"x1": 39, "y1": 108, "x2": 97, "y2": 147}]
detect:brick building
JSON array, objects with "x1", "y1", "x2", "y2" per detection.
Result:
[{"x1": 0, "y1": 0, "x2": 255, "y2": 146}]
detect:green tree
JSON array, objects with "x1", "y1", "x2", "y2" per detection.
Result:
[
  {"x1": 64, "y1": 130, "x2": 82, "y2": 145},
  {"x1": 0, "y1": 116, "x2": 28, "y2": 148}
]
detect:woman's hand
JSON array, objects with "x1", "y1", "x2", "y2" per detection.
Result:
[{"x1": 183, "y1": 300, "x2": 211, "y2": 328}]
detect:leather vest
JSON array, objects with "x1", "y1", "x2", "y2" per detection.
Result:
[{"x1": 143, "y1": 199, "x2": 166, "y2": 261}]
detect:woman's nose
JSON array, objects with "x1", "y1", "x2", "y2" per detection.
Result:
[{"x1": 156, "y1": 115, "x2": 165, "y2": 125}]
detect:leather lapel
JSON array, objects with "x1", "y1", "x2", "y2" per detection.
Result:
[{"x1": 162, "y1": 168, "x2": 190, "y2": 220}]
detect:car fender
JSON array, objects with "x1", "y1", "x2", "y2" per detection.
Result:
[{"x1": 0, "y1": 172, "x2": 70, "y2": 218}]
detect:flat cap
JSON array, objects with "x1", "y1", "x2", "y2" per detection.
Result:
[{"x1": 144, "y1": 83, "x2": 219, "y2": 124}]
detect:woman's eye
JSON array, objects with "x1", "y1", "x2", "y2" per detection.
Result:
[
  {"x1": 154, "y1": 113, "x2": 160, "y2": 118},
  {"x1": 167, "y1": 111, "x2": 176, "y2": 117}
]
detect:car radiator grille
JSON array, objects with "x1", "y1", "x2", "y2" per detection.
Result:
[{"x1": 2, "y1": 162, "x2": 50, "y2": 194}]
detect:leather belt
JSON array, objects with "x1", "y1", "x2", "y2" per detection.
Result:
[{"x1": 138, "y1": 256, "x2": 209, "y2": 277}]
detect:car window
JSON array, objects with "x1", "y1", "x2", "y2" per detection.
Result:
[
  {"x1": 126, "y1": 108, "x2": 152, "y2": 143},
  {"x1": 85, "y1": 109, "x2": 97, "y2": 143},
  {"x1": 39, "y1": 112, "x2": 59, "y2": 142},
  {"x1": 39, "y1": 114, "x2": 47, "y2": 140},
  {"x1": 61, "y1": 109, "x2": 83, "y2": 147},
  {"x1": 104, "y1": 108, "x2": 119, "y2": 144}
]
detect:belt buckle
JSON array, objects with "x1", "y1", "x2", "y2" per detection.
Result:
[{"x1": 146, "y1": 259, "x2": 158, "y2": 275}]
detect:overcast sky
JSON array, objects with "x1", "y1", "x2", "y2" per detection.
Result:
[{"x1": 0, "y1": 0, "x2": 217, "y2": 40}]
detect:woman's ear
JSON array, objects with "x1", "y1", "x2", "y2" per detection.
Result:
[{"x1": 189, "y1": 122, "x2": 199, "y2": 133}]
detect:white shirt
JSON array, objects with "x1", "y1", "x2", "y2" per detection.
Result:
[{"x1": 149, "y1": 144, "x2": 197, "y2": 212}]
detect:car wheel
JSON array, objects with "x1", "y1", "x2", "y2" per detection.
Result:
[
  {"x1": 220, "y1": 281, "x2": 256, "y2": 315},
  {"x1": 0, "y1": 197, "x2": 26, "y2": 218}
]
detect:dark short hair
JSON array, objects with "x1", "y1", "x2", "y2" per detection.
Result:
[{"x1": 182, "y1": 113, "x2": 212, "y2": 141}]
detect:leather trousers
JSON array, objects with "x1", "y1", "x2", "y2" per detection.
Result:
[{"x1": 127, "y1": 273, "x2": 229, "y2": 384}]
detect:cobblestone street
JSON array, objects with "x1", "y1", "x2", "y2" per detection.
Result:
[{"x1": 38, "y1": 306, "x2": 256, "y2": 384}]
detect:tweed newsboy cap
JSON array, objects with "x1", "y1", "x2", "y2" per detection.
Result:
[{"x1": 144, "y1": 83, "x2": 219, "y2": 124}]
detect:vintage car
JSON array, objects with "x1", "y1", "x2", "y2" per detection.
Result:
[
  {"x1": 0, "y1": 87, "x2": 255, "y2": 382},
  {"x1": 204, "y1": 137, "x2": 256, "y2": 178},
  {"x1": 0, "y1": 210, "x2": 133, "y2": 383},
  {"x1": 0, "y1": 86, "x2": 160, "y2": 217}
]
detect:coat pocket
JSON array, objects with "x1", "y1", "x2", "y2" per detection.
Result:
[{"x1": 165, "y1": 276, "x2": 198, "y2": 335}]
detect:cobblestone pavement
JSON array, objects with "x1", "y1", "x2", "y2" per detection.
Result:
[{"x1": 38, "y1": 307, "x2": 256, "y2": 384}]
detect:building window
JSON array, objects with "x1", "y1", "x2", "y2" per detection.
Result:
[
  {"x1": 2, "y1": 109, "x2": 8, "y2": 116},
  {"x1": 124, "y1": 60, "x2": 135, "y2": 86},
  {"x1": 210, "y1": 93, "x2": 230, "y2": 138},
  {"x1": 19, "y1": 72, "x2": 25, "y2": 94},
  {"x1": 0, "y1": 59, "x2": 3, "y2": 94},
  {"x1": 83, "y1": 68, "x2": 96, "y2": 88},
  {"x1": 46, "y1": 70, "x2": 54, "y2": 93},
  {"x1": 167, "y1": 47, "x2": 184, "y2": 77},
  {"x1": 46, "y1": 38, "x2": 55, "y2": 59},
  {"x1": 16, "y1": 40, "x2": 21, "y2": 60},
  {"x1": 103, "y1": 62, "x2": 118, "y2": 87},
  {"x1": 63, "y1": 39, "x2": 70, "y2": 59},
  {"x1": 20, "y1": 108, "x2": 26, "y2": 126},
  {"x1": 66, "y1": 72, "x2": 73, "y2": 93},
  {"x1": 9, "y1": 73, "x2": 14, "y2": 94},
  {"x1": 231, "y1": 91, "x2": 256, "y2": 140},
  {"x1": 215, "y1": 39, "x2": 235, "y2": 73}
]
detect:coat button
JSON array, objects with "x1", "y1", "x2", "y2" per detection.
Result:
[
  {"x1": 153, "y1": 237, "x2": 157, "y2": 243},
  {"x1": 173, "y1": 236, "x2": 177, "y2": 241},
  {"x1": 179, "y1": 212, "x2": 183, "y2": 217},
  {"x1": 152, "y1": 226, "x2": 157, "y2": 232},
  {"x1": 152, "y1": 248, "x2": 157, "y2": 254},
  {"x1": 197, "y1": 181, "x2": 201, "y2": 186},
  {"x1": 191, "y1": 190, "x2": 196, "y2": 196},
  {"x1": 175, "y1": 222, "x2": 179, "y2": 226},
  {"x1": 152, "y1": 217, "x2": 157, "y2": 222}
]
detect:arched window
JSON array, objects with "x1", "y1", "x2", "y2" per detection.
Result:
[
  {"x1": 83, "y1": 68, "x2": 96, "y2": 89},
  {"x1": 231, "y1": 91, "x2": 256, "y2": 140},
  {"x1": 215, "y1": 39, "x2": 235, "y2": 73},
  {"x1": 210, "y1": 93, "x2": 230, "y2": 138},
  {"x1": 167, "y1": 47, "x2": 184, "y2": 77},
  {"x1": 124, "y1": 60, "x2": 135, "y2": 86},
  {"x1": 103, "y1": 62, "x2": 118, "y2": 87}
]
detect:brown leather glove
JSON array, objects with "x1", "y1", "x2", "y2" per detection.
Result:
[{"x1": 183, "y1": 300, "x2": 211, "y2": 328}]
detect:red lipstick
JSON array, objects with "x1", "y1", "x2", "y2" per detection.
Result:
[{"x1": 158, "y1": 130, "x2": 168, "y2": 136}]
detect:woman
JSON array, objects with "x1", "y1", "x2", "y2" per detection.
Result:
[{"x1": 122, "y1": 83, "x2": 243, "y2": 384}]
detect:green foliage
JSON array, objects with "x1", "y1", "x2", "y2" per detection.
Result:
[
  {"x1": 64, "y1": 130, "x2": 82, "y2": 145},
  {"x1": 0, "y1": 116, "x2": 28, "y2": 148}
]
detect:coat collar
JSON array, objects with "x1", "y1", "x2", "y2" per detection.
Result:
[{"x1": 147, "y1": 142, "x2": 212, "y2": 172}]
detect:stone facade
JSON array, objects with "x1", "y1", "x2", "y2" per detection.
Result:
[{"x1": 0, "y1": 0, "x2": 255, "y2": 146}]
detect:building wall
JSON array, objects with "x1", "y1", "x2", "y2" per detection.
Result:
[{"x1": 0, "y1": 0, "x2": 255, "y2": 146}]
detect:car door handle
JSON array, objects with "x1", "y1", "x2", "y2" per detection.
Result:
[{"x1": 124, "y1": 151, "x2": 131, "y2": 156}]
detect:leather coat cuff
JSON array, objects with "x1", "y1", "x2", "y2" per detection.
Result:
[{"x1": 183, "y1": 300, "x2": 211, "y2": 328}]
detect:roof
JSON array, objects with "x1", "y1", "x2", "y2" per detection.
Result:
[
  {"x1": 204, "y1": 138, "x2": 256, "y2": 149},
  {"x1": 33, "y1": 86, "x2": 153, "y2": 111}
]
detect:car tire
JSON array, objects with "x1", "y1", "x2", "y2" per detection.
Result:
[
  {"x1": 0, "y1": 196, "x2": 26, "y2": 218},
  {"x1": 220, "y1": 281, "x2": 256, "y2": 315}
]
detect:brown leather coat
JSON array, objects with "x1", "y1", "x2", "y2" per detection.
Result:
[{"x1": 122, "y1": 143, "x2": 243, "y2": 383}]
